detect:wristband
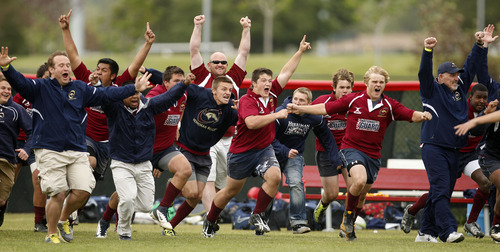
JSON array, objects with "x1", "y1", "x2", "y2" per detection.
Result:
[
  {"x1": 477, "y1": 42, "x2": 484, "y2": 46},
  {"x1": 424, "y1": 48, "x2": 432, "y2": 52},
  {"x1": 1, "y1": 64, "x2": 10, "y2": 70}
]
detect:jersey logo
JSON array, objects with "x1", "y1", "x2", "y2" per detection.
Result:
[
  {"x1": 194, "y1": 108, "x2": 221, "y2": 132},
  {"x1": 327, "y1": 120, "x2": 346, "y2": 131},
  {"x1": 68, "y1": 90, "x2": 77, "y2": 100},
  {"x1": 353, "y1": 107, "x2": 362, "y2": 114},
  {"x1": 0, "y1": 111, "x2": 4, "y2": 122},
  {"x1": 453, "y1": 91, "x2": 462, "y2": 101},
  {"x1": 284, "y1": 122, "x2": 310, "y2": 136},
  {"x1": 378, "y1": 107, "x2": 389, "y2": 118},
  {"x1": 356, "y1": 118, "x2": 380, "y2": 132},
  {"x1": 164, "y1": 114, "x2": 180, "y2": 126}
]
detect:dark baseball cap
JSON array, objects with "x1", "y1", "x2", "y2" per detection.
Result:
[{"x1": 437, "y1": 62, "x2": 464, "y2": 75}]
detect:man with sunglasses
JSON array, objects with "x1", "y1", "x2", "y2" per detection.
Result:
[{"x1": 189, "y1": 14, "x2": 251, "y2": 214}]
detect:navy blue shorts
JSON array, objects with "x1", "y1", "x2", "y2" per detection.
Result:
[
  {"x1": 16, "y1": 139, "x2": 36, "y2": 166},
  {"x1": 227, "y1": 145, "x2": 279, "y2": 180},
  {"x1": 179, "y1": 147, "x2": 211, "y2": 183},
  {"x1": 151, "y1": 145, "x2": 181, "y2": 171},
  {"x1": 86, "y1": 137, "x2": 110, "y2": 177},
  {"x1": 339, "y1": 148, "x2": 381, "y2": 184},
  {"x1": 478, "y1": 151, "x2": 500, "y2": 179},
  {"x1": 315, "y1": 150, "x2": 341, "y2": 177}
]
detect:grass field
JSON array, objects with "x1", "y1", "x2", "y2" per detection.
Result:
[
  {"x1": 9, "y1": 52, "x2": 420, "y2": 82},
  {"x1": 0, "y1": 213, "x2": 496, "y2": 252}
]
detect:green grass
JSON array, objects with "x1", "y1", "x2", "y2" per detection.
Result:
[
  {"x1": 0, "y1": 213, "x2": 496, "y2": 252},
  {"x1": 9, "y1": 52, "x2": 419, "y2": 82}
]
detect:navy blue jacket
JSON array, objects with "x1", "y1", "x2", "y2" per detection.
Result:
[
  {"x1": 419, "y1": 44, "x2": 483, "y2": 149},
  {"x1": 272, "y1": 96, "x2": 341, "y2": 168},
  {"x1": 0, "y1": 97, "x2": 32, "y2": 164},
  {"x1": 177, "y1": 84, "x2": 238, "y2": 154},
  {"x1": 144, "y1": 67, "x2": 163, "y2": 85},
  {"x1": 103, "y1": 81, "x2": 189, "y2": 163},
  {"x1": 2, "y1": 65, "x2": 137, "y2": 152}
]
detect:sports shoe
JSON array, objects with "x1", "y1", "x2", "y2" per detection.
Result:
[
  {"x1": 255, "y1": 230, "x2": 265, "y2": 236},
  {"x1": 341, "y1": 210, "x2": 355, "y2": 234},
  {"x1": 464, "y1": 222, "x2": 484, "y2": 238},
  {"x1": 345, "y1": 230, "x2": 357, "y2": 241},
  {"x1": 339, "y1": 229, "x2": 346, "y2": 238},
  {"x1": 34, "y1": 220, "x2": 48, "y2": 232},
  {"x1": 96, "y1": 218, "x2": 110, "y2": 238},
  {"x1": 400, "y1": 204, "x2": 415, "y2": 234},
  {"x1": 249, "y1": 212, "x2": 270, "y2": 233},
  {"x1": 490, "y1": 224, "x2": 500, "y2": 242},
  {"x1": 57, "y1": 220, "x2": 73, "y2": 242},
  {"x1": 292, "y1": 224, "x2": 311, "y2": 234},
  {"x1": 45, "y1": 233, "x2": 61, "y2": 244},
  {"x1": 162, "y1": 228, "x2": 177, "y2": 237},
  {"x1": 415, "y1": 231, "x2": 439, "y2": 243},
  {"x1": 119, "y1": 235, "x2": 132, "y2": 241},
  {"x1": 202, "y1": 216, "x2": 217, "y2": 238},
  {"x1": 446, "y1": 232, "x2": 464, "y2": 243},
  {"x1": 150, "y1": 206, "x2": 173, "y2": 230},
  {"x1": 314, "y1": 201, "x2": 327, "y2": 223}
]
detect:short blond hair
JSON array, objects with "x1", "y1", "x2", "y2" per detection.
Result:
[
  {"x1": 363, "y1": 66, "x2": 389, "y2": 84},
  {"x1": 293, "y1": 87, "x2": 312, "y2": 103}
]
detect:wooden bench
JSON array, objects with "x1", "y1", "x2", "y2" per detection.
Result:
[{"x1": 281, "y1": 165, "x2": 477, "y2": 204}]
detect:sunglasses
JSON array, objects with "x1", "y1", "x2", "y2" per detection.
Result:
[{"x1": 209, "y1": 60, "x2": 228, "y2": 65}]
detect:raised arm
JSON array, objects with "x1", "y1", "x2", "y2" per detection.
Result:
[
  {"x1": 59, "y1": 9, "x2": 81, "y2": 71},
  {"x1": 418, "y1": 37, "x2": 437, "y2": 99},
  {"x1": 126, "y1": 22, "x2": 156, "y2": 79},
  {"x1": 190, "y1": 15, "x2": 205, "y2": 70},
  {"x1": 276, "y1": 35, "x2": 311, "y2": 88},
  {"x1": 233, "y1": 16, "x2": 251, "y2": 71}
]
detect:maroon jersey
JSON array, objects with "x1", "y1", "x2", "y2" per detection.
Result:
[
  {"x1": 73, "y1": 61, "x2": 133, "y2": 142},
  {"x1": 229, "y1": 79, "x2": 283, "y2": 154},
  {"x1": 312, "y1": 92, "x2": 346, "y2": 151},
  {"x1": 190, "y1": 62, "x2": 246, "y2": 137},
  {"x1": 325, "y1": 91, "x2": 414, "y2": 159},
  {"x1": 13, "y1": 93, "x2": 32, "y2": 141},
  {"x1": 460, "y1": 99, "x2": 483, "y2": 153},
  {"x1": 146, "y1": 84, "x2": 187, "y2": 154}
]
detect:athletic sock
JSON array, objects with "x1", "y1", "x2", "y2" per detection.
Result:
[
  {"x1": 346, "y1": 191, "x2": 360, "y2": 212},
  {"x1": 355, "y1": 207, "x2": 362, "y2": 219},
  {"x1": 207, "y1": 202, "x2": 223, "y2": 223},
  {"x1": 160, "y1": 182, "x2": 182, "y2": 208},
  {"x1": 409, "y1": 193, "x2": 428, "y2": 215},
  {"x1": 34, "y1": 206, "x2": 45, "y2": 224},
  {"x1": 253, "y1": 188, "x2": 274, "y2": 214},
  {"x1": 493, "y1": 213, "x2": 500, "y2": 226},
  {"x1": 101, "y1": 204, "x2": 117, "y2": 222},
  {"x1": 467, "y1": 189, "x2": 489, "y2": 224},
  {"x1": 169, "y1": 201, "x2": 194, "y2": 228}
]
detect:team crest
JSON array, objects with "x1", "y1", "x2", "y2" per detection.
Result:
[
  {"x1": 197, "y1": 108, "x2": 221, "y2": 124},
  {"x1": 353, "y1": 107, "x2": 362, "y2": 114},
  {"x1": 378, "y1": 107, "x2": 389, "y2": 117},
  {"x1": 68, "y1": 90, "x2": 77, "y2": 100},
  {"x1": 0, "y1": 111, "x2": 4, "y2": 122},
  {"x1": 453, "y1": 91, "x2": 461, "y2": 101}
]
